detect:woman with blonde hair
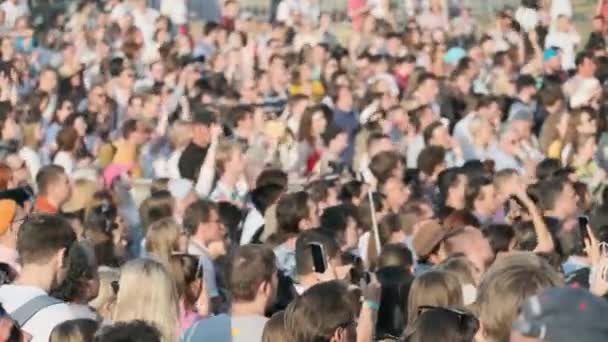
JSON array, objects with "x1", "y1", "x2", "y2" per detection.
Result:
[
  {"x1": 113, "y1": 258, "x2": 180, "y2": 342},
  {"x1": 145, "y1": 218, "x2": 183, "y2": 265},
  {"x1": 89, "y1": 266, "x2": 120, "y2": 322},
  {"x1": 406, "y1": 270, "x2": 464, "y2": 327}
]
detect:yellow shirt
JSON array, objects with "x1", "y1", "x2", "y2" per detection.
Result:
[
  {"x1": 112, "y1": 140, "x2": 142, "y2": 178},
  {"x1": 547, "y1": 140, "x2": 563, "y2": 160}
]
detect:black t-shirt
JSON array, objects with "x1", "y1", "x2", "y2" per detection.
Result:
[{"x1": 179, "y1": 142, "x2": 209, "y2": 182}]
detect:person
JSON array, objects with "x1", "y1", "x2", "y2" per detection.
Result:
[
  {"x1": 144, "y1": 218, "x2": 183, "y2": 265},
  {"x1": 33, "y1": 165, "x2": 71, "y2": 214},
  {"x1": 53, "y1": 126, "x2": 80, "y2": 175},
  {"x1": 169, "y1": 254, "x2": 206, "y2": 333},
  {"x1": 0, "y1": 214, "x2": 76, "y2": 342},
  {"x1": 94, "y1": 320, "x2": 162, "y2": 342},
  {"x1": 49, "y1": 319, "x2": 99, "y2": 342},
  {"x1": 406, "y1": 269, "x2": 464, "y2": 326},
  {"x1": 294, "y1": 229, "x2": 343, "y2": 294},
  {"x1": 50, "y1": 241, "x2": 100, "y2": 321},
  {"x1": 183, "y1": 245, "x2": 278, "y2": 342},
  {"x1": 83, "y1": 196, "x2": 129, "y2": 268},
  {"x1": 179, "y1": 108, "x2": 216, "y2": 183},
  {"x1": 284, "y1": 280, "x2": 358, "y2": 342},
  {"x1": 0, "y1": 199, "x2": 24, "y2": 275},
  {"x1": 183, "y1": 199, "x2": 223, "y2": 308},
  {"x1": 88, "y1": 266, "x2": 119, "y2": 323},
  {"x1": 110, "y1": 119, "x2": 149, "y2": 179},
  {"x1": 112, "y1": 258, "x2": 179, "y2": 342},
  {"x1": 476, "y1": 252, "x2": 563, "y2": 342},
  {"x1": 209, "y1": 140, "x2": 248, "y2": 207},
  {"x1": 262, "y1": 311, "x2": 289, "y2": 342}
]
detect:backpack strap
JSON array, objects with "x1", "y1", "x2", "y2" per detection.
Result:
[{"x1": 10, "y1": 295, "x2": 63, "y2": 327}]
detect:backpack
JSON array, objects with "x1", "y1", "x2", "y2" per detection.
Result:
[{"x1": 9, "y1": 295, "x2": 63, "y2": 327}]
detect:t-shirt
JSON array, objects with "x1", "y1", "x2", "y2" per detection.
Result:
[
  {"x1": 0, "y1": 285, "x2": 76, "y2": 342},
  {"x1": 179, "y1": 142, "x2": 209, "y2": 182},
  {"x1": 183, "y1": 314, "x2": 268, "y2": 342}
]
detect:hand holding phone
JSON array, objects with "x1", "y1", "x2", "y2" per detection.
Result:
[{"x1": 309, "y1": 242, "x2": 327, "y2": 274}]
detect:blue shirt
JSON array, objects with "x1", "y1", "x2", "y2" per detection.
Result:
[{"x1": 332, "y1": 109, "x2": 359, "y2": 165}]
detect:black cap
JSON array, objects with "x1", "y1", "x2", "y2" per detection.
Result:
[{"x1": 191, "y1": 106, "x2": 216, "y2": 126}]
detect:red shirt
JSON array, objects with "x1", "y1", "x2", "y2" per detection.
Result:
[{"x1": 34, "y1": 196, "x2": 59, "y2": 214}]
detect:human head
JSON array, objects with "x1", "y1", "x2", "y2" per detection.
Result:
[
  {"x1": 534, "y1": 178, "x2": 577, "y2": 220},
  {"x1": 276, "y1": 191, "x2": 318, "y2": 237},
  {"x1": 183, "y1": 199, "x2": 223, "y2": 245},
  {"x1": 295, "y1": 229, "x2": 341, "y2": 285},
  {"x1": 443, "y1": 226, "x2": 495, "y2": 275},
  {"x1": 229, "y1": 245, "x2": 278, "y2": 309},
  {"x1": 262, "y1": 311, "x2": 289, "y2": 342},
  {"x1": 145, "y1": 218, "x2": 182, "y2": 265},
  {"x1": 36, "y1": 165, "x2": 71, "y2": 208},
  {"x1": 56, "y1": 126, "x2": 79, "y2": 153},
  {"x1": 369, "y1": 151, "x2": 403, "y2": 185},
  {"x1": 50, "y1": 241, "x2": 100, "y2": 305},
  {"x1": 465, "y1": 177, "x2": 499, "y2": 219},
  {"x1": 407, "y1": 270, "x2": 464, "y2": 326},
  {"x1": 576, "y1": 51, "x2": 597, "y2": 78},
  {"x1": 94, "y1": 320, "x2": 161, "y2": 342},
  {"x1": 17, "y1": 214, "x2": 76, "y2": 290},
  {"x1": 417, "y1": 146, "x2": 447, "y2": 180},
  {"x1": 169, "y1": 254, "x2": 203, "y2": 306},
  {"x1": 49, "y1": 319, "x2": 99, "y2": 342},
  {"x1": 380, "y1": 177, "x2": 411, "y2": 213},
  {"x1": 476, "y1": 252, "x2": 563, "y2": 342},
  {"x1": 285, "y1": 280, "x2": 357, "y2": 342},
  {"x1": 415, "y1": 73, "x2": 439, "y2": 102},
  {"x1": 138, "y1": 190, "x2": 174, "y2": 234},
  {"x1": 190, "y1": 107, "x2": 216, "y2": 147},
  {"x1": 423, "y1": 121, "x2": 451, "y2": 148},
  {"x1": 113, "y1": 259, "x2": 179, "y2": 342},
  {"x1": 320, "y1": 204, "x2": 358, "y2": 252},
  {"x1": 437, "y1": 168, "x2": 468, "y2": 210},
  {"x1": 215, "y1": 140, "x2": 245, "y2": 177}
]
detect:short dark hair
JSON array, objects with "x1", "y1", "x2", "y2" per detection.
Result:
[
  {"x1": 483, "y1": 224, "x2": 515, "y2": 255},
  {"x1": 417, "y1": 146, "x2": 446, "y2": 177},
  {"x1": 516, "y1": 74, "x2": 536, "y2": 92},
  {"x1": 230, "y1": 105, "x2": 254, "y2": 128},
  {"x1": 36, "y1": 165, "x2": 66, "y2": 196},
  {"x1": 256, "y1": 169, "x2": 288, "y2": 189},
  {"x1": 122, "y1": 119, "x2": 139, "y2": 139},
  {"x1": 229, "y1": 245, "x2": 277, "y2": 301},
  {"x1": 17, "y1": 214, "x2": 76, "y2": 265},
  {"x1": 183, "y1": 199, "x2": 219, "y2": 236},
  {"x1": 437, "y1": 168, "x2": 465, "y2": 204},
  {"x1": 276, "y1": 191, "x2": 311, "y2": 236},
  {"x1": 285, "y1": 281, "x2": 355, "y2": 342},
  {"x1": 295, "y1": 229, "x2": 340, "y2": 276},
  {"x1": 94, "y1": 320, "x2": 161, "y2": 342},
  {"x1": 369, "y1": 151, "x2": 401, "y2": 185},
  {"x1": 422, "y1": 121, "x2": 444, "y2": 145},
  {"x1": 376, "y1": 243, "x2": 414, "y2": 270},
  {"x1": 534, "y1": 179, "x2": 567, "y2": 211},
  {"x1": 465, "y1": 177, "x2": 493, "y2": 211}
]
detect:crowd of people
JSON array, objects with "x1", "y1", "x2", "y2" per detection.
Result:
[{"x1": 2, "y1": 0, "x2": 608, "y2": 341}]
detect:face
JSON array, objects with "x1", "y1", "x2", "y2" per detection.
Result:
[
  {"x1": 450, "y1": 174, "x2": 468, "y2": 207},
  {"x1": 193, "y1": 123, "x2": 211, "y2": 145},
  {"x1": 40, "y1": 70, "x2": 58, "y2": 92},
  {"x1": 342, "y1": 217, "x2": 359, "y2": 251},
  {"x1": 2, "y1": 116, "x2": 19, "y2": 140},
  {"x1": 120, "y1": 69, "x2": 136, "y2": 88},
  {"x1": 74, "y1": 117, "x2": 87, "y2": 137},
  {"x1": 577, "y1": 112, "x2": 597, "y2": 135},
  {"x1": 202, "y1": 210, "x2": 225, "y2": 243},
  {"x1": 556, "y1": 182, "x2": 577, "y2": 218},
  {"x1": 420, "y1": 79, "x2": 439, "y2": 100},
  {"x1": 312, "y1": 111, "x2": 328, "y2": 136},
  {"x1": 383, "y1": 178, "x2": 410, "y2": 211},
  {"x1": 227, "y1": 148, "x2": 245, "y2": 174},
  {"x1": 431, "y1": 125, "x2": 451, "y2": 148}
]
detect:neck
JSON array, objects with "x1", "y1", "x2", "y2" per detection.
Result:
[
  {"x1": 336, "y1": 103, "x2": 350, "y2": 112},
  {"x1": 192, "y1": 137, "x2": 208, "y2": 148},
  {"x1": 219, "y1": 172, "x2": 238, "y2": 189},
  {"x1": 298, "y1": 274, "x2": 317, "y2": 292},
  {"x1": 545, "y1": 210, "x2": 565, "y2": 220},
  {"x1": 446, "y1": 197, "x2": 464, "y2": 210},
  {"x1": 475, "y1": 208, "x2": 493, "y2": 220},
  {"x1": 231, "y1": 299, "x2": 265, "y2": 317},
  {"x1": 15, "y1": 264, "x2": 55, "y2": 292}
]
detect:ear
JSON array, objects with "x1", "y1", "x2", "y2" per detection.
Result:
[
  {"x1": 329, "y1": 327, "x2": 345, "y2": 342},
  {"x1": 258, "y1": 280, "x2": 271, "y2": 297},
  {"x1": 55, "y1": 247, "x2": 68, "y2": 269}
]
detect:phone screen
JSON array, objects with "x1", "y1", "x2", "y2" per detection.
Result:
[
  {"x1": 309, "y1": 243, "x2": 327, "y2": 274},
  {"x1": 578, "y1": 216, "x2": 590, "y2": 242}
]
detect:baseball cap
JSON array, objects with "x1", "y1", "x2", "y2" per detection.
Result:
[
  {"x1": 191, "y1": 106, "x2": 217, "y2": 126},
  {"x1": 0, "y1": 200, "x2": 17, "y2": 235},
  {"x1": 543, "y1": 48, "x2": 559, "y2": 62},
  {"x1": 412, "y1": 220, "x2": 450, "y2": 258},
  {"x1": 512, "y1": 287, "x2": 608, "y2": 342},
  {"x1": 444, "y1": 47, "x2": 467, "y2": 65}
]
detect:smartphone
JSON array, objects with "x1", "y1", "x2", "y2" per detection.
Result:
[
  {"x1": 578, "y1": 215, "x2": 590, "y2": 242},
  {"x1": 309, "y1": 242, "x2": 327, "y2": 274}
]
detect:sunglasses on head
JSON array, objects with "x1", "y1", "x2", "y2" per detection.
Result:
[{"x1": 417, "y1": 306, "x2": 479, "y2": 332}]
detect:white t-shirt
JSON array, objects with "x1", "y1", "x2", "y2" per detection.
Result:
[
  {"x1": 0, "y1": 285, "x2": 76, "y2": 342},
  {"x1": 53, "y1": 151, "x2": 75, "y2": 175},
  {"x1": 545, "y1": 30, "x2": 581, "y2": 71},
  {"x1": 161, "y1": 0, "x2": 187, "y2": 25},
  {"x1": 0, "y1": 0, "x2": 30, "y2": 28}
]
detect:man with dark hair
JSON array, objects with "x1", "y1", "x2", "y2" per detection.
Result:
[
  {"x1": 0, "y1": 214, "x2": 77, "y2": 341},
  {"x1": 95, "y1": 320, "x2": 161, "y2": 342},
  {"x1": 34, "y1": 165, "x2": 71, "y2": 214},
  {"x1": 507, "y1": 75, "x2": 538, "y2": 123},
  {"x1": 465, "y1": 176, "x2": 500, "y2": 225},
  {"x1": 417, "y1": 146, "x2": 447, "y2": 183},
  {"x1": 320, "y1": 204, "x2": 359, "y2": 253},
  {"x1": 184, "y1": 245, "x2": 277, "y2": 342},
  {"x1": 423, "y1": 121, "x2": 463, "y2": 168},
  {"x1": 535, "y1": 178, "x2": 577, "y2": 226},
  {"x1": 183, "y1": 199, "x2": 223, "y2": 307},
  {"x1": 229, "y1": 105, "x2": 255, "y2": 147},
  {"x1": 564, "y1": 51, "x2": 598, "y2": 100},
  {"x1": 274, "y1": 191, "x2": 318, "y2": 281},
  {"x1": 379, "y1": 176, "x2": 411, "y2": 214},
  {"x1": 369, "y1": 151, "x2": 403, "y2": 187}
]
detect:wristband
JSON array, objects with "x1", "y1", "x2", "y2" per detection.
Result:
[{"x1": 363, "y1": 300, "x2": 380, "y2": 311}]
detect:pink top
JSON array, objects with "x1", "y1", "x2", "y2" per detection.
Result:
[{"x1": 179, "y1": 300, "x2": 202, "y2": 333}]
